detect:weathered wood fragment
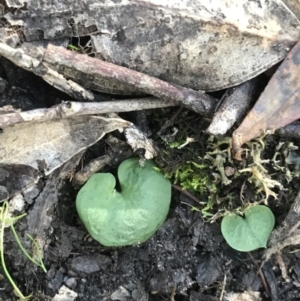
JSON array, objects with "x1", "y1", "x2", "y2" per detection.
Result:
[
  {"x1": 0, "y1": 42, "x2": 94, "y2": 101},
  {"x1": 43, "y1": 45, "x2": 217, "y2": 117},
  {"x1": 207, "y1": 79, "x2": 258, "y2": 135}
]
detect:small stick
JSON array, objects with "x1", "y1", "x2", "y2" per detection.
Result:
[
  {"x1": 0, "y1": 98, "x2": 177, "y2": 128},
  {"x1": 172, "y1": 184, "x2": 201, "y2": 204},
  {"x1": 219, "y1": 274, "x2": 226, "y2": 301},
  {"x1": 44, "y1": 44, "x2": 218, "y2": 117},
  {"x1": 170, "y1": 284, "x2": 176, "y2": 301},
  {"x1": 275, "y1": 253, "x2": 288, "y2": 281},
  {"x1": 0, "y1": 42, "x2": 94, "y2": 101},
  {"x1": 248, "y1": 252, "x2": 270, "y2": 297},
  {"x1": 73, "y1": 155, "x2": 112, "y2": 186},
  {"x1": 157, "y1": 107, "x2": 184, "y2": 136}
]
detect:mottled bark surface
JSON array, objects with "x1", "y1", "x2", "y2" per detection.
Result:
[{"x1": 2, "y1": 0, "x2": 300, "y2": 92}]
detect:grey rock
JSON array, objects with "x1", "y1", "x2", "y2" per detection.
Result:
[
  {"x1": 70, "y1": 254, "x2": 112, "y2": 276},
  {"x1": 52, "y1": 285, "x2": 77, "y2": 301},
  {"x1": 110, "y1": 286, "x2": 130, "y2": 301},
  {"x1": 65, "y1": 277, "x2": 77, "y2": 290}
]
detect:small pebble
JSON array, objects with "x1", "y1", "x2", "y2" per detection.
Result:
[
  {"x1": 65, "y1": 277, "x2": 77, "y2": 290},
  {"x1": 110, "y1": 286, "x2": 131, "y2": 301}
]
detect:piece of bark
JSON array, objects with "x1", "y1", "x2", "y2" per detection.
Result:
[
  {"x1": 261, "y1": 263, "x2": 279, "y2": 301},
  {"x1": 0, "y1": 42, "x2": 94, "y2": 101},
  {"x1": 73, "y1": 155, "x2": 112, "y2": 186},
  {"x1": 0, "y1": 98, "x2": 176, "y2": 129},
  {"x1": 43, "y1": 44, "x2": 217, "y2": 117},
  {"x1": 0, "y1": 164, "x2": 40, "y2": 201},
  {"x1": 232, "y1": 40, "x2": 300, "y2": 160},
  {"x1": 207, "y1": 78, "x2": 258, "y2": 135},
  {"x1": 26, "y1": 158, "x2": 82, "y2": 261},
  {"x1": 276, "y1": 121, "x2": 300, "y2": 139},
  {"x1": 264, "y1": 190, "x2": 300, "y2": 262}
]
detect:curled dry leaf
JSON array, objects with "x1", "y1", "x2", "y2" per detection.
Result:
[
  {"x1": 0, "y1": 115, "x2": 130, "y2": 176},
  {"x1": 232, "y1": 40, "x2": 300, "y2": 160},
  {"x1": 3, "y1": 0, "x2": 300, "y2": 92}
]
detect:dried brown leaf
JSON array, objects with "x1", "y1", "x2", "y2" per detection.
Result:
[{"x1": 233, "y1": 40, "x2": 300, "y2": 160}]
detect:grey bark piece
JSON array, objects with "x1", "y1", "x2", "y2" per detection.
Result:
[
  {"x1": 3, "y1": 0, "x2": 300, "y2": 92},
  {"x1": 264, "y1": 190, "x2": 300, "y2": 261},
  {"x1": 0, "y1": 164, "x2": 40, "y2": 201},
  {"x1": 276, "y1": 122, "x2": 300, "y2": 139},
  {"x1": 111, "y1": 287, "x2": 131, "y2": 301},
  {"x1": 26, "y1": 157, "x2": 84, "y2": 260},
  {"x1": 26, "y1": 169, "x2": 60, "y2": 259},
  {"x1": 0, "y1": 42, "x2": 94, "y2": 101},
  {"x1": 207, "y1": 79, "x2": 258, "y2": 135},
  {"x1": 196, "y1": 254, "x2": 223, "y2": 286}
]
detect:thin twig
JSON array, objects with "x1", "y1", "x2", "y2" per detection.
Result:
[
  {"x1": 248, "y1": 252, "x2": 270, "y2": 297},
  {"x1": 172, "y1": 184, "x2": 201, "y2": 204},
  {"x1": 157, "y1": 107, "x2": 184, "y2": 136},
  {"x1": 170, "y1": 284, "x2": 176, "y2": 301},
  {"x1": 275, "y1": 253, "x2": 288, "y2": 280},
  {"x1": 0, "y1": 42, "x2": 93, "y2": 101},
  {"x1": 0, "y1": 98, "x2": 176, "y2": 128},
  {"x1": 219, "y1": 274, "x2": 226, "y2": 301}
]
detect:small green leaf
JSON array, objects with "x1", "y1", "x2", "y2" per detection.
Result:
[
  {"x1": 221, "y1": 205, "x2": 275, "y2": 252},
  {"x1": 76, "y1": 158, "x2": 171, "y2": 247}
]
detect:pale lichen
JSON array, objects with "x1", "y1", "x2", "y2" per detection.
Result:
[{"x1": 239, "y1": 139, "x2": 283, "y2": 203}]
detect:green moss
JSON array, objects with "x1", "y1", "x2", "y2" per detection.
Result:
[
  {"x1": 154, "y1": 111, "x2": 299, "y2": 220},
  {"x1": 165, "y1": 160, "x2": 210, "y2": 194}
]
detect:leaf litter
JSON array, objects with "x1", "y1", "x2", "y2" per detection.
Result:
[{"x1": 0, "y1": 1, "x2": 299, "y2": 300}]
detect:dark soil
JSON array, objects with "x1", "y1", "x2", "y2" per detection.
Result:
[{"x1": 1, "y1": 56, "x2": 300, "y2": 301}]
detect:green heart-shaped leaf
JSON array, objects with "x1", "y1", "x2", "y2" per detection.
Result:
[
  {"x1": 221, "y1": 205, "x2": 275, "y2": 252},
  {"x1": 76, "y1": 158, "x2": 171, "y2": 246}
]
